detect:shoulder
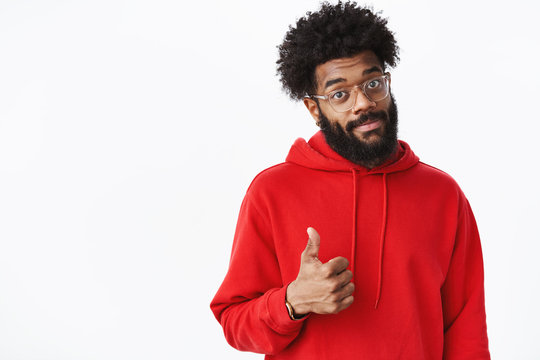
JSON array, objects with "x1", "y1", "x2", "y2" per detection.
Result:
[
  {"x1": 242, "y1": 162, "x2": 322, "y2": 207},
  {"x1": 413, "y1": 161, "x2": 459, "y2": 184},
  {"x1": 404, "y1": 161, "x2": 468, "y2": 203},
  {"x1": 247, "y1": 162, "x2": 312, "y2": 190}
]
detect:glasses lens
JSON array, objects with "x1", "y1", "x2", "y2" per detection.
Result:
[
  {"x1": 365, "y1": 77, "x2": 389, "y2": 102},
  {"x1": 327, "y1": 76, "x2": 389, "y2": 112},
  {"x1": 328, "y1": 90, "x2": 354, "y2": 112}
]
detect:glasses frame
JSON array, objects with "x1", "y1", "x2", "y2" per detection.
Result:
[{"x1": 307, "y1": 73, "x2": 391, "y2": 113}]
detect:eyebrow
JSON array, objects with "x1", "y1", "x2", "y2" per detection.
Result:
[
  {"x1": 324, "y1": 77, "x2": 346, "y2": 90},
  {"x1": 323, "y1": 66, "x2": 383, "y2": 90}
]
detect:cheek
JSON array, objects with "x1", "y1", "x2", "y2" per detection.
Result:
[
  {"x1": 320, "y1": 105, "x2": 349, "y2": 128},
  {"x1": 332, "y1": 115, "x2": 351, "y2": 129},
  {"x1": 377, "y1": 98, "x2": 392, "y2": 112}
]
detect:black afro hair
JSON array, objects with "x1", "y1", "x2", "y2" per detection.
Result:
[{"x1": 277, "y1": 1, "x2": 399, "y2": 101}]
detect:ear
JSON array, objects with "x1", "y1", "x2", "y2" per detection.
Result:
[{"x1": 303, "y1": 97, "x2": 321, "y2": 124}]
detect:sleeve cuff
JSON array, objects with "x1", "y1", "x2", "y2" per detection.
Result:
[{"x1": 263, "y1": 285, "x2": 309, "y2": 334}]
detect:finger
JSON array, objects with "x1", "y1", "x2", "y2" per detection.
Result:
[
  {"x1": 338, "y1": 295, "x2": 354, "y2": 311},
  {"x1": 325, "y1": 256, "x2": 349, "y2": 274},
  {"x1": 327, "y1": 282, "x2": 355, "y2": 306},
  {"x1": 302, "y1": 227, "x2": 321, "y2": 261},
  {"x1": 335, "y1": 282, "x2": 355, "y2": 299},
  {"x1": 319, "y1": 293, "x2": 354, "y2": 315},
  {"x1": 334, "y1": 269, "x2": 353, "y2": 287}
]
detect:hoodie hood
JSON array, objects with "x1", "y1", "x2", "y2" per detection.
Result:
[
  {"x1": 286, "y1": 131, "x2": 419, "y2": 308},
  {"x1": 286, "y1": 131, "x2": 419, "y2": 174}
]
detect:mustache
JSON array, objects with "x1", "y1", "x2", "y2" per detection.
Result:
[{"x1": 345, "y1": 110, "x2": 389, "y2": 132}]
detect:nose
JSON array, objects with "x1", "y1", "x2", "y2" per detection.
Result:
[{"x1": 351, "y1": 87, "x2": 376, "y2": 114}]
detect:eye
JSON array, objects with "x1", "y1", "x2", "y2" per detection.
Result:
[
  {"x1": 330, "y1": 90, "x2": 349, "y2": 100},
  {"x1": 367, "y1": 79, "x2": 381, "y2": 89}
]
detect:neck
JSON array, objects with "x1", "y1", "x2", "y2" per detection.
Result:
[{"x1": 357, "y1": 142, "x2": 399, "y2": 169}]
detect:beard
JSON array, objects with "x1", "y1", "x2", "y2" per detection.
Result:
[{"x1": 318, "y1": 93, "x2": 399, "y2": 168}]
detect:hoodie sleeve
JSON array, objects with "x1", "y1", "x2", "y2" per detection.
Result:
[
  {"x1": 441, "y1": 194, "x2": 490, "y2": 359},
  {"x1": 210, "y1": 191, "x2": 306, "y2": 355}
]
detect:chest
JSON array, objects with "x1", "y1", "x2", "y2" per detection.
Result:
[{"x1": 269, "y1": 172, "x2": 456, "y2": 287}]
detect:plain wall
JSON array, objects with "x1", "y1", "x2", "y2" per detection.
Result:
[{"x1": 0, "y1": 0, "x2": 539, "y2": 358}]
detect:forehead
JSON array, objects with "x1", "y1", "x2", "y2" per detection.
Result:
[{"x1": 314, "y1": 50, "x2": 382, "y2": 90}]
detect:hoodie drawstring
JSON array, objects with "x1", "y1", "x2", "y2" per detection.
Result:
[
  {"x1": 374, "y1": 172, "x2": 388, "y2": 309},
  {"x1": 351, "y1": 169, "x2": 358, "y2": 278}
]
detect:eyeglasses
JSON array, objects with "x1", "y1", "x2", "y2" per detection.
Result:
[{"x1": 308, "y1": 73, "x2": 390, "y2": 113}]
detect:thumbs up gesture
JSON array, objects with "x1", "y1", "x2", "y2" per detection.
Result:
[{"x1": 286, "y1": 227, "x2": 355, "y2": 317}]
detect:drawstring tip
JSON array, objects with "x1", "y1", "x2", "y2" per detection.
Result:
[{"x1": 374, "y1": 299, "x2": 379, "y2": 309}]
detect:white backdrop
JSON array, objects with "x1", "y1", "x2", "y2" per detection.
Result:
[{"x1": 1, "y1": 0, "x2": 539, "y2": 359}]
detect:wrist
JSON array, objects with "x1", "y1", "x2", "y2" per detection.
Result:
[
  {"x1": 285, "y1": 299, "x2": 306, "y2": 320},
  {"x1": 286, "y1": 281, "x2": 310, "y2": 319}
]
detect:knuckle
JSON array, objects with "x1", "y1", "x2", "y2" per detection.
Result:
[
  {"x1": 329, "y1": 278, "x2": 341, "y2": 291},
  {"x1": 324, "y1": 281, "x2": 337, "y2": 293},
  {"x1": 339, "y1": 257, "x2": 350, "y2": 267},
  {"x1": 326, "y1": 303, "x2": 340, "y2": 314},
  {"x1": 331, "y1": 256, "x2": 347, "y2": 268},
  {"x1": 321, "y1": 267, "x2": 334, "y2": 278},
  {"x1": 329, "y1": 293, "x2": 340, "y2": 302}
]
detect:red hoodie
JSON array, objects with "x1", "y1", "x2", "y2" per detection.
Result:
[{"x1": 211, "y1": 132, "x2": 490, "y2": 359}]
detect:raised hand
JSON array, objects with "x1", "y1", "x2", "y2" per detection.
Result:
[{"x1": 286, "y1": 227, "x2": 355, "y2": 316}]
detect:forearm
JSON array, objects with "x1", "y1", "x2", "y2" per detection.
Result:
[
  {"x1": 213, "y1": 286, "x2": 306, "y2": 355},
  {"x1": 441, "y1": 196, "x2": 490, "y2": 359}
]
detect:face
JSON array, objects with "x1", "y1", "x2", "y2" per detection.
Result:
[{"x1": 304, "y1": 50, "x2": 399, "y2": 168}]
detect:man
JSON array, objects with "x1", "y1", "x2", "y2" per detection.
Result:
[{"x1": 211, "y1": 2, "x2": 490, "y2": 359}]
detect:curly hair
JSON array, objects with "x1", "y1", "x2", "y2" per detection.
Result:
[{"x1": 277, "y1": 1, "x2": 399, "y2": 101}]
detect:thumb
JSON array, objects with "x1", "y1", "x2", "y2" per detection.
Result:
[{"x1": 302, "y1": 227, "x2": 321, "y2": 261}]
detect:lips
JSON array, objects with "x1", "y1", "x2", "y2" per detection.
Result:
[
  {"x1": 354, "y1": 119, "x2": 382, "y2": 132},
  {"x1": 345, "y1": 110, "x2": 388, "y2": 133}
]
